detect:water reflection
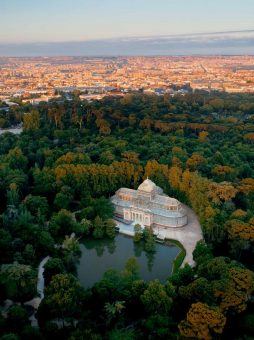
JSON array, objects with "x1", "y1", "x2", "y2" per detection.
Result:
[
  {"x1": 94, "y1": 243, "x2": 105, "y2": 257},
  {"x1": 145, "y1": 251, "x2": 155, "y2": 272},
  {"x1": 107, "y1": 240, "x2": 116, "y2": 254},
  {"x1": 133, "y1": 242, "x2": 143, "y2": 257},
  {"x1": 78, "y1": 234, "x2": 179, "y2": 288}
]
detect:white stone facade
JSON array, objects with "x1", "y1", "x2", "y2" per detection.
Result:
[{"x1": 111, "y1": 179, "x2": 187, "y2": 228}]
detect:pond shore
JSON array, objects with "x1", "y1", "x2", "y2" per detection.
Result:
[{"x1": 116, "y1": 204, "x2": 203, "y2": 268}]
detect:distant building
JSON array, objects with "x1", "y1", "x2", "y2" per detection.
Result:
[
  {"x1": 22, "y1": 95, "x2": 61, "y2": 105},
  {"x1": 111, "y1": 178, "x2": 187, "y2": 228}
]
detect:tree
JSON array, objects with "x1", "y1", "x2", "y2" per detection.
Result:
[
  {"x1": 179, "y1": 277, "x2": 213, "y2": 304},
  {"x1": 170, "y1": 264, "x2": 195, "y2": 287},
  {"x1": 44, "y1": 273, "x2": 83, "y2": 327},
  {"x1": 48, "y1": 107, "x2": 64, "y2": 128},
  {"x1": 214, "y1": 266, "x2": 254, "y2": 314},
  {"x1": 186, "y1": 153, "x2": 206, "y2": 170},
  {"x1": 178, "y1": 302, "x2": 226, "y2": 340},
  {"x1": 193, "y1": 241, "x2": 213, "y2": 265},
  {"x1": 105, "y1": 219, "x2": 116, "y2": 239},
  {"x1": 198, "y1": 131, "x2": 209, "y2": 143},
  {"x1": 0, "y1": 117, "x2": 6, "y2": 128},
  {"x1": 208, "y1": 182, "x2": 237, "y2": 204},
  {"x1": 75, "y1": 218, "x2": 92, "y2": 236},
  {"x1": 168, "y1": 166, "x2": 182, "y2": 190},
  {"x1": 104, "y1": 301, "x2": 125, "y2": 326},
  {"x1": 107, "y1": 328, "x2": 135, "y2": 340},
  {"x1": 141, "y1": 280, "x2": 172, "y2": 314},
  {"x1": 227, "y1": 219, "x2": 254, "y2": 243},
  {"x1": 32, "y1": 167, "x2": 55, "y2": 197},
  {"x1": 23, "y1": 110, "x2": 40, "y2": 130},
  {"x1": 62, "y1": 235, "x2": 81, "y2": 271},
  {"x1": 62, "y1": 235, "x2": 80, "y2": 256},
  {"x1": 53, "y1": 192, "x2": 73, "y2": 210},
  {"x1": 94, "y1": 268, "x2": 124, "y2": 302},
  {"x1": 43, "y1": 258, "x2": 65, "y2": 286},
  {"x1": 23, "y1": 244, "x2": 35, "y2": 264},
  {"x1": 71, "y1": 105, "x2": 84, "y2": 130},
  {"x1": 6, "y1": 305, "x2": 29, "y2": 334},
  {"x1": 6, "y1": 147, "x2": 28, "y2": 170},
  {"x1": 144, "y1": 228, "x2": 155, "y2": 253},
  {"x1": 49, "y1": 209, "x2": 77, "y2": 239},
  {"x1": 93, "y1": 216, "x2": 105, "y2": 239},
  {"x1": 144, "y1": 314, "x2": 175, "y2": 339},
  {"x1": 0, "y1": 262, "x2": 36, "y2": 301},
  {"x1": 92, "y1": 197, "x2": 114, "y2": 220},
  {"x1": 212, "y1": 165, "x2": 235, "y2": 181},
  {"x1": 238, "y1": 177, "x2": 254, "y2": 195},
  {"x1": 133, "y1": 224, "x2": 143, "y2": 243},
  {"x1": 35, "y1": 231, "x2": 55, "y2": 256},
  {"x1": 209, "y1": 98, "x2": 225, "y2": 110},
  {"x1": 6, "y1": 183, "x2": 19, "y2": 207},
  {"x1": 122, "y1": 151, "x2": 139, "y2": 164},
  {"x1": 100, "y1": 151, "x2": 115, "y2": 165},
  {"x1": 0, "y1": 229, "x2": 12, "y2": 262},
  {"x1": 244, "y1": 133, "x2": 254, "y2": 143},
  {"x1": 140, "y1": 117, "x2": 152, "y2": 130},
  {"x1": 22, "y1": 194, "x2": 48, "y2": 219}
]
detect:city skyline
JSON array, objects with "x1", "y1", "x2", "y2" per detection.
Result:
[{"x1": 1, "y1": 56, "x2": 254, "y2": 98}]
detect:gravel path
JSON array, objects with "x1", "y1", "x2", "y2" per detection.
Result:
[{"x1": 156, "y1": 204, "x2": 203, "y2": 267}]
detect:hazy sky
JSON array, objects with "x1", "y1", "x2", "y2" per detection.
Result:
[{"x1": 1, "y1": 0, "x2": 254, "y2": 43}]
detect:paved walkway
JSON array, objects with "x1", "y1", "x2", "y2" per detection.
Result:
[{"x1": 115, "y1": 204, "x2": 203, "y2": 267}]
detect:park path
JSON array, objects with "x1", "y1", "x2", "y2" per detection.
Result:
[
  {"x1": 156, "y1": 204, "x2": 203, "y2": 267},
  {"x1": 115, "y1": 204, "x2": 203, "y2": 267}
]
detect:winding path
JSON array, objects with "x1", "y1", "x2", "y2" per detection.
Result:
[
  {"x1": 23, "y1": 256, "x2": 50, "y2": 327},
  {"x1": 24, "y1": 256, "x2": 50, "y2": 312},
  {"x1": 37, "y1": 256, "x2": 50, "y2": 300}
]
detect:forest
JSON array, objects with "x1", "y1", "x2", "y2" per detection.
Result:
[{"x1": 0, "y1": 92, "x2": 254, "y2": 339}]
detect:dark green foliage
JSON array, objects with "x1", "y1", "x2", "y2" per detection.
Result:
[
  {"x1": 0, "y1": 93, "x2": 254, "y2": 339},
  {"x1": 22, "y1": 195, "x2": 49, "y2": 220},
  {"x1": 93, "y1": 216, "x2": 105, "y2": 239},
  {"x1": 43, "y1": 258, "x2": 65, "y2": 286},
  {"x1": 0, "y1": 334, "x2": 19, "y2": 340},
  {"x1": 133, "y1": 224, "x2": 142, "y2": 243},
  {"x1": 6, "y1": 305, "x2": 29, "y2": 334},
  {"x1": 143, "y1": 229, "x2": 156, "y2": 253},
  {"x1": 49, "y1": 209, "x2": 77, "y2": 239},
  {"x1": 105, "y1": 219, "x2": 116, "y2": 239},
  {"x1": 141, "y1": 279, "x2": 173, "y2": 314},
  {"x1": 193, "y1": 240, "x2": 213, "y2": 265},
  {"x1": 0, "y1": 263, "x2": 37, "y2": 301}
]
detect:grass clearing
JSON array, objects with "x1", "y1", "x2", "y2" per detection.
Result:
[{"x1": 165, "y1": 239, "x2": 186, "y2": 274}]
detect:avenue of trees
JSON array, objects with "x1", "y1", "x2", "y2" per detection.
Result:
[{"x1": 0, "y1": 92, "x2": 254, "y2": 339}]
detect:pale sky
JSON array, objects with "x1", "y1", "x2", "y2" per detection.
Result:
[{"x1": 1, "y1": 0, "x2": 254, "y2": 43}]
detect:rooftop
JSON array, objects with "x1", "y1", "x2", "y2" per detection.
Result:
[{"x1": 137, "y1": 178, "x2": 156, "y2": 193}]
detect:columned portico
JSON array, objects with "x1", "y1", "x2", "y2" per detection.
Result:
[{"x1": 123, "y1": 208, "x2": 152, "y2": 226}]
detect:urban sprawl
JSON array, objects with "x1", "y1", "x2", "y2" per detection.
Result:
[{"x1": 0, "y1": 56, "x2": 254, "y2": 105}]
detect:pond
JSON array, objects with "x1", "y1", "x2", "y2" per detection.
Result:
[{"x1": 77, "y1": 234, "x2": 180, "y2": 288}]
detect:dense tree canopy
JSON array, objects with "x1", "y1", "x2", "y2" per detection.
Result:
[{"x1": 0, "y1": 92, "x2": 254, "y2": 339}]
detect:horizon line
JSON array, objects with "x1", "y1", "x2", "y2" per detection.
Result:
[
  {"x1": 1, "y1": 54, "x2": 254, "y2": 59},
  {"x1": 0, "y1": 28, "x2": 254, "y2": 45}
]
